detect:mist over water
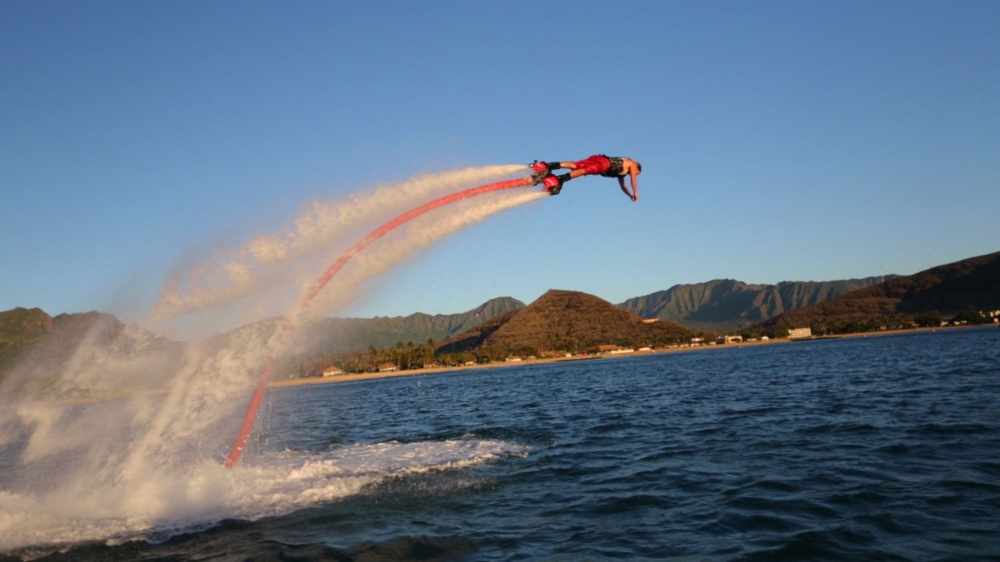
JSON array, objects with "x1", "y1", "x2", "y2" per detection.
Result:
[{"x1": 0, "y1": 165, "x2": 544, "y2": 556}]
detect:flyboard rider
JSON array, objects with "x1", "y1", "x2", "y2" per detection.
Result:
[{"x1": 530, "y1": 155, "x2": 642, "y2": 201}]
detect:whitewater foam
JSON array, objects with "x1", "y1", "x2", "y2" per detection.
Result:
[{"x1": 0, "y1": 438, "x2": 529, "y2": 554}]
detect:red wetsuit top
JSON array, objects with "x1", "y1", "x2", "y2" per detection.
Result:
[{"x1": 572, "y1": 155, "x2": 626, "y2": 177}]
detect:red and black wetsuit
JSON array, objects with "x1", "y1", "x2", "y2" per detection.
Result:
[{"x1": 572, "y1": 155, "x2": 626, "y2": 177}]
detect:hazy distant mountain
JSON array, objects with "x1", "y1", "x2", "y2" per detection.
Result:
[
  {"x1": 754, "y1": 251, "x2": 1000, "y2": 333},
  {"x1": 299, "y1": 296, "x2": 525, "y2": 354},
  {"x1": 437, "y1": 289, "x2": 693, "y2": 355},
  {"x1": 0, "y1": 308, "x2": 184, "y2": 392},
  {"x1": 617, "y1": 277, "x2": 894, "y2": 333},
  {"x1": 0, "y1": 297, "x2": 525, "y2": 383}
]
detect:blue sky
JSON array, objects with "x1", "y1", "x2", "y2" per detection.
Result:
[{"x1": 2, "y1": 1, "x2": 998, "y2": 326}]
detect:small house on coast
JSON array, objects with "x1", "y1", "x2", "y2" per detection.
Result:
[{"x1": 788, "y1": 327, "x2": 813, "y2": 339}]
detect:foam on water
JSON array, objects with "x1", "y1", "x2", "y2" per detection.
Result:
[{"x1": 0, "y1": 437, "x2": 529, "y2": 554}]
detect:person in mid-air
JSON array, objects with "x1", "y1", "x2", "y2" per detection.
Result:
[{"x1": 530, "y1": 155, "x2": 642, "y2": 201}]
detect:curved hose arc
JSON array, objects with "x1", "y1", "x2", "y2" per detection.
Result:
[{"x1": 224, "y1": 175, "x2": 536, "y2": 468}]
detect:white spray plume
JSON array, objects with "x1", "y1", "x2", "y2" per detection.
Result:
[
  {"x1": 151, "y1": 164, "x2": 528, "y2": 322},
  {"x1": 0, "y1": 164, "x2": 547, "y2": 554},
  {"x1": 298, "y1": 189, "x2": 547, "y2": 319}
]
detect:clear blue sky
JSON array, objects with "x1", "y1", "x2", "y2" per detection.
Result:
[{"x1": 2, "y1": 1, "x2": 998, "y2": 325}]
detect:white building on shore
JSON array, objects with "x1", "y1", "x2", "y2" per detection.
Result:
[{"x1": 787, "y1": 327, "x2": 812, "y2": 339}]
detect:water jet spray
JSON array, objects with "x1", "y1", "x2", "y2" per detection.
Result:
[{"x1": 224, "y1": 174, "x2": 543, "y2": 468}]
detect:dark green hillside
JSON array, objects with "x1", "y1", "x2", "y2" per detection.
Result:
[
  {"x1": 754, "y1": 251, "x2": 1000, "y2": 334},
  {"x1": 618, "y1": 276, "x2": 892, "y2": 332},
  {"x1": 437, "y1": 289, "x2": 693, "y2": 355}
]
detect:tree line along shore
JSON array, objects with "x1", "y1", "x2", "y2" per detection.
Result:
[{"x1": 273, "y1": 323, "x2": 996, "y2": 388}]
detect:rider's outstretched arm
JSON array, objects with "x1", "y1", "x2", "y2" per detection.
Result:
[
  {"x1": 618, "y1": 176, "x2": 633, "y2": 200},
  {"x1": 629, "y1": 170, "x2": 639, "y2": 201}
]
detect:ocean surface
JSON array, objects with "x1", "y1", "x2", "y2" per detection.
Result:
[{"x1": 2, "y1": 327, "x2": 999, "y2": 561}]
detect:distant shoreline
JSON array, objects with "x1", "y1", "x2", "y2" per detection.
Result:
[
  {"x1": 27, "y1": 325, "x2": 992, "y2": 405},
  {"x1": 269, "y1": 324, "x2": 993, "y2": 389}
]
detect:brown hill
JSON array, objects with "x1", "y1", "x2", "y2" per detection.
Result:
[
  {"x1": 754, "y1": 251, "x2": 1000, "y2": 333},
  {"x1": 436, "y1": 289, "x2": 694, "y2": 354}
]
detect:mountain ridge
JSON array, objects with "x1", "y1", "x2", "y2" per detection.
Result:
[
  {"x1": 752, "y1": 251, "x2": 1000, "y2": 334},
  {"x1": 618, "y1": 276, "x2": 895, "y2": 332},
  {"x1": 3, "y1": 251, "x2": 995, "y2": 380}
]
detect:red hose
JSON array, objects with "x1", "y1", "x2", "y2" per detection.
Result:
[
  {"x1": 224, "y1": 357, "x2": 275, "y2": 468},
  {"x1": 299, "y1": 176, "x2": 533, "y2": 308},
  {"x1": 224, "y1": 175, "x2": 536, "y2": 468}
]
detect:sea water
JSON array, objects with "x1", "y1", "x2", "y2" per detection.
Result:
[{"x1": 1, "y1": 327, "x2": 998, "y2": 561}]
